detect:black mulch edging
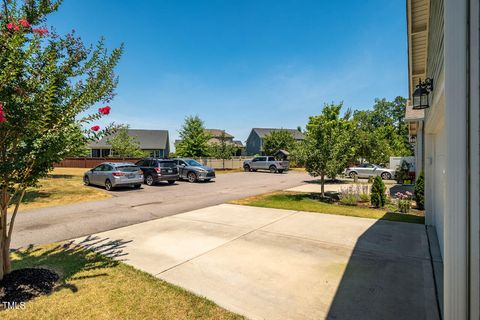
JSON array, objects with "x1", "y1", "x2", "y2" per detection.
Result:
[{"x1": 0, "y1": 268, "x2": 59, "y2": 304}]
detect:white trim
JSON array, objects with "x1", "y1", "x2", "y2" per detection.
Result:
[{"x1": 443, "y1": 0, "x2": 469, "y2": 318}]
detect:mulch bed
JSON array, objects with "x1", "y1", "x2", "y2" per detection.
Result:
[{"x1": 0, "y1": 268, "x2": 59, "y2": 304}]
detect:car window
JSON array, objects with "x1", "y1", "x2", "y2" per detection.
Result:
[
  {"x1": 135, "y1": 160, "x2": 146, "y2": 166},
  {"x1": 259, "y1": 157, "x2": 267, "y2": 161},
  {"x1": 185, "y1": 159, "x2": 202, "y2": 166},
  {"x1": 103, "y1": 164, "x2": 113, "y2": 171},
  {"x1": 159, "y1": 161, "x2": 176, "y2": 168},
  {"x1": 93, "y1": 165, "x2": 103, "y2": 171},
  {"x1": 267, "y1": 157, "x2": 275, "y2": 161},
  {"x1": 149, "y1": 160, "x2": 157, "y2": 167},
  {"x1": 252, "y1": 158, "x2": 258, "y2": 162},
  {"x1": 117, "y1": 165, "x2": 139, "y2": 172}
]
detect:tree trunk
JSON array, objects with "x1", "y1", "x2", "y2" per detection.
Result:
[
  {"x1": 321, "y1": 174, "x2": 325, "y2": 198},
  {"x1": 0, "y1": 190, "x2": 9, "y2": 280}
]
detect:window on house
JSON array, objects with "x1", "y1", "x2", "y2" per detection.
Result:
[{"x1": 91, "y1": 149, "x2": 101, "y2": 158}]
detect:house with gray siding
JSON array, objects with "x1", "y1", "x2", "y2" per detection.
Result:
[
  {"x1": 245, "y1": 128, "x2": 304, "y2": 156},
  {"x1": 88, "y1": 129, "x2": 170, "y2": 158},
  {"x1": 407, "y1": 0, "x2": 479, "y2": 318}
]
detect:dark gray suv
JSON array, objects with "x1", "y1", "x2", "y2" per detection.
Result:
[{"x1": 172, "y1": 158, "x2": 216, "y2": 183}]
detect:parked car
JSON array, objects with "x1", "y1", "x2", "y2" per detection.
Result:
[
  {"x1": 345, "y1": 163, "x2": 396, "y2": 180},
  {"x1": 172, "y1": 158, "x2": 216, "y2": 183},
  {"x1": 243, "y1": 156, "x2": 289, "y2": 173},
  {"x1": 135, "y1": 158, "x2": 179, "y2": 186},
  {"x1": 83, "y1": 162, "x2": 143, "y2": 191}
]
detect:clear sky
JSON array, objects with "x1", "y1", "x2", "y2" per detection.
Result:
[{"x1": 48, "y1": 0, "x2": 408, "y2": 148}]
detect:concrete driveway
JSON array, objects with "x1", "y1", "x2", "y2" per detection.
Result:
[
  {"x1": 75, "y1": 204, "x2": 439, "y2": 320},
  {"x1": 11, "y1": 171, "x2": 311, "y2": 248}
]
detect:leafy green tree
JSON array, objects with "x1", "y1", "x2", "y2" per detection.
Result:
[
  {"x1": 414, "y1": 171, "x2": 425, "y2": 210},
  {"x1": 0, "y1": 0, "x2": 122, "y2": 279},
  {"x1": 176, "y1": 115, "x2": 211, "y2": 157},
  {"x1": 262, "y1": 130, "x2": 296, "y2": 156},
  {"x1": 210, "y1": 131, "x2": 237, "y2": 169},
  {"x1": 108, "y1": 126, "x2": 148, "y2": 157},
  {"x1": 371, "y1": 176, "x2": 386, "y2": 208},
  {"x1": 352, "y1": 97, "x2": 412, "y2": 165},
  {"x1": 296, "y1": 102, "x2": 355, "y2": 197}
]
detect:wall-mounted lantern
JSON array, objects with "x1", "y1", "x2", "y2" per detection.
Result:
[{"x1": 412, "y1": 78, "x2": 434, "y2": 109}]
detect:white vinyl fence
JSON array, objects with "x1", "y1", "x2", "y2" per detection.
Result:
[{"x1": 195, "y1": 156, "x2": 252, "y2": 169}]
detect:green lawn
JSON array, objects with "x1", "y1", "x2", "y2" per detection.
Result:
[
  {"x1": 16, "y1": 168, "x2": 110, "y2": 212},
  {"x1": 1, "y1": 243, "x2": 242, "y2": 320},
  {"x1": 231, "y1": 192, "x2": 424, "y2": 224}
]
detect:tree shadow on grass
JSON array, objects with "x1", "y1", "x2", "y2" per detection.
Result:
[{"x1": 5, "y1": 236, "x2": 132, "y2": 303}]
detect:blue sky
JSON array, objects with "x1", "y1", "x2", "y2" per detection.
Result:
[{"x1": 48, "y1": 0, "x2": 407, "y2": 148}]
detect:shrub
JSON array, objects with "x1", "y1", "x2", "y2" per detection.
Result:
[
  {"x1": 395, "y1": 191, "x2": 413, "y2": 213},
  {"x1": 371, "y1": 176, "x2": 386, "y2": 208},
  {"x1": 339, "y1": 185, "x2": 369, "y2": 206},
  {"x1": 414, "y1": 171, "x2": 425, "y2": 209},
  {"x1": 339, "y1": 193, "x2": 358, "y2": 206}
]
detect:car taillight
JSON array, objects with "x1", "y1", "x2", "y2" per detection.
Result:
[
  {"x1": 154, "y1": 167, "x2": 161, "y2": 173},
  {"x1": 112, "y1": 171, "x2": 124, "y2": 176}
]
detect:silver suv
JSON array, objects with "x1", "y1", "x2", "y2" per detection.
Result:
[
  {"x1": 84, "y1": 162, "x2": 144, "y2": 190},
  {"x1": 172, "y1": 158, "x2": 216, "y2": 183},
  {"x1": 243, "y1": 156, "x2": 289, "y2": 173}
]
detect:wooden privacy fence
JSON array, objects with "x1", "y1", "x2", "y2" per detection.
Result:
[{"x1": 55, "y1": 157, "x2": 253, "y2": 169}]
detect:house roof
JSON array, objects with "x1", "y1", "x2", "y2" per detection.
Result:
[
  {"x1": 89, "y1": 129, "x2": 169, "y2": 149},
  {"x1": 204, "y1": 129, "x2": 234, "y2": 138},
  {"x1": 251, "y1": 128, "x2": 305, "y2": 140},
  {"x1": 405, "y1": 103, "x2": 425, "y2": 121},
  {"x1": 232, "y1": 140, "x2": 244, "y2": 147}
]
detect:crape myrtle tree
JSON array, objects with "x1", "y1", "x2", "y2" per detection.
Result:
[
  {"x1": 296, "y1": 103, "x2": 355, "y2": 197},
  {"x1": 262, "y1": 129, "x2": 295, "y2": 156},
  {"x1": 0, "y1": 0, "x2": 123, "y2": 279},
  {"x1": 210, "y1": 130, "x2": 237, "y2": 169},
  {"x1": 176, "y1": 115, "x2": 211, "y2": 157},
  {"x1": 108, "y1": 125, "x2": 148, "y2": 158}
]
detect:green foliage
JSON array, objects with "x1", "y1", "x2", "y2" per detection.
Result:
[
  {"x1": 262, "y1": 129, "x2": 296, "y2": 156},
  {"x1": 414, "y1": 171, "x2": 425, "y2": 210},
  {"x1": 0, "y1": 0, "x2": 122, "y2": 278},
  {"x1": 353, "y1": 97, "x2": 412, "y2": 165},
  {"x1": 295, "y1": 102, "x2": 355, "y2": 195},
  {"x1": 176, "y1": 115, "x2": 211, "y2": 157},
  {"x1": 395, "y1": 160, "x2": 411, "y2": 183},
  {"x1": 370, "y1": 176, "x2": 386, "y2": 208},
  {"x1": 210, "y1": 131, "x2": 237, "y2": 160},
  {"x1": 108, "y1": 126, "x2": 148, "y2": 158}
]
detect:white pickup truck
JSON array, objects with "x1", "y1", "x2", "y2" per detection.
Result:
[{"x1": 243, "y1": 156, "x2": 289, "y2": 173}]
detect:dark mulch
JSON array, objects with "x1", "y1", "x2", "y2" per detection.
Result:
[{"x1": 0, "y1": 268, "x2": 59, "y2": 304}]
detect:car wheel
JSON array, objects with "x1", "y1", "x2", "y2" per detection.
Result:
[
  {"x1": 269, "y1": 165, "x2": 277, "y2": 173},
  {"x1": 244, "y1": 165, "x2": 250, "y2": 172},
  {"x1": 278, "y1": 169, "x2": 284, "y2": 174},
  {"x1": 105, "y1": 179, "x2": 113, "y2": 191},
  {"x1": 83, "y1": 176, "x2": 90, "y2": 186},
  {"x1": 381, "y1": 172, "x2": 392, "y2": 180},
  {"x1": 187, "y1": 172, "x2": 197, "y2": 183},
  {"x1": 133, "y1": 184, "x2": 141, "y2": 189},
  {"x1": 349, "y1": 171, "x2": 358, "y2": 179},
  {"x1": 145, "y1": 175, "x2": 155, "y2": 186},
  {"x1": 167, "y1": 180, "x2": 176, "y2": 185}
]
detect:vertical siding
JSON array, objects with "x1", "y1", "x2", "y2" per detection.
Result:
[{"x1": 427, "y1": 0, "x2": 444, "y2": 94}]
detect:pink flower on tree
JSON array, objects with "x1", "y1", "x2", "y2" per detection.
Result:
[
  {"x1": 7, "y1": 22, "x2": 19, "y2": 31},
  {"x1": 98, "y1": 106, "x2": 111, "y2": 115},
  {"x1": 0, "y1": 104, "x2": 6, "y2": 124},
  {"x1": 18, "y1": 19, "x2": 30, "y2": 28},
  {"x1": 32, "y1": 28, "x2": 49, "y2": 35},
  {"x1": 91, "y1": 125, "x2": 100, "y2": 132}
]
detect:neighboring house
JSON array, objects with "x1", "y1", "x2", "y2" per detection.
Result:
[
  {"x1": 245, "y1": 128, "x2": 304, "y2": 156},
  {"x1": 407, "y1": 0, "x2": 479, "y2": 318},
  {"x1": 175, "y1": 129, "x2": 245, "y2": 156},
  {"x1": 88, "y1": 129, "x2": 170, "y2": 158}
]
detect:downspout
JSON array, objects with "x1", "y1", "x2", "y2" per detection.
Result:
[{"x1": 465, "y1": 0, "x2": 472, "y2": 318}]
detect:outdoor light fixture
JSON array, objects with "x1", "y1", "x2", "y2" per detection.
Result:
[{"x1": 412, "y1": 78, "x2": 434, "y2": 109}]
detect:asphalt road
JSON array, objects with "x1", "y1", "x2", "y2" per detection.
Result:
[{"x1": 11, "y1": 171, "x2": 311, "y2": 248}]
